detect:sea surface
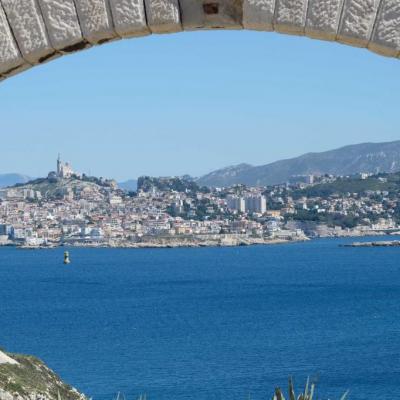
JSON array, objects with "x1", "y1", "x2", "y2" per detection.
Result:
[{"x1": 1, "y1": 237, "x2": 400, "y2": 400}]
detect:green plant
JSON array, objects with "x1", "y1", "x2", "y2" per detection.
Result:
[
  {"x1": 272, "y1": 378, "x2": 349, "y2": 400},
  {"x1": 111, "y1": 378, "x2": 348, "y2": 400}
]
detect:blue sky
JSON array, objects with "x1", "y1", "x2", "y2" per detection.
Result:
[{"x1": 0, "y1": 30, "x2": 399, "y2": 181}]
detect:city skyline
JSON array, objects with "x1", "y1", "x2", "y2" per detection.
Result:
[{"x1": 1, "y1": 31, "x2": 400, "y2": 180}]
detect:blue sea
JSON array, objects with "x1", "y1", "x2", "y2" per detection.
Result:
[{"x1": 1, "y1": 237, "x2": 400, "y2": 400}]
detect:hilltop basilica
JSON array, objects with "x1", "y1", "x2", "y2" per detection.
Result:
[{"x1": 56, "y1": 155, "x2": 75, "y2": 179}]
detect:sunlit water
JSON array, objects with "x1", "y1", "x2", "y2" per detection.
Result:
[{"x1": 1, "y1": 237, "x2": 400, "y2": 400}]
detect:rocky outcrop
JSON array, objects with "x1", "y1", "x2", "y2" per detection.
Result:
[
  {"x1": 342, "y1": 240, "x2": 400, "y2": 247},
  {"x1": 0, "y1": 350, "x2": 86, "y2": 400},
  {"x1": 0, "y1": 351, "x2": 18, "y2": 366}
]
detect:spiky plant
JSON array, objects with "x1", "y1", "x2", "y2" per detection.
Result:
[{"x1": 272, "y1": 377, "x2": 349, "y2": 400}]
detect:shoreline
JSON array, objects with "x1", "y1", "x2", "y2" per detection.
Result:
[
  {"x1": 1, "y1": 236, "x2": 309, "y2": 250},
  {"x1": 341, "y1": 240, "x2": 400, "y2": 248},
  {"x1": 1, "y1": 231, "x2": 399, "y2": 250}
]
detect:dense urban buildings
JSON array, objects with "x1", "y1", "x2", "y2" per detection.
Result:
[{"x1": 0, "y1": 158, "x2": 399, "y2": 248}]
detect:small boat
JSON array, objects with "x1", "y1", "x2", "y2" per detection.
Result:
[{"x1": 64, "y1": 251, "x2": 71, "y2": 264}]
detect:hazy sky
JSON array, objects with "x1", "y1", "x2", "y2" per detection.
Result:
[{"x1": 0, "y1": 30, "x2": 399, "y2": 181}]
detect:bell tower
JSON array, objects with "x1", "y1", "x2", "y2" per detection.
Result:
[{"x1": 57, "y1": 154, "x2": 62, "y2": 177}]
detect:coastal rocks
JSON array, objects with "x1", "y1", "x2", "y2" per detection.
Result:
[
  {"x1": 342, "y1": 240, "x2": 400, "y2": 247},
  {"x1": 0, "y1": 351, "x2": 18, "y2": 366},
  {"x1": 0, "y1": 349, "x2": 86, "y2": 400},
  {"x1": 84, "y1": 234, "x2": 308, "y2": 248}
]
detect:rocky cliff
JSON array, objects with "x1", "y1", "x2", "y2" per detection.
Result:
[{"x1": 0, "y1": 350, "x2": 86, "y2": 400}]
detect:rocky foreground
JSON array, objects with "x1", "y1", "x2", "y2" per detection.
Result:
[
  {"x1": 0, "y1": 350, "x2": 348, "y2": 400},
  {"x1": 0, "y1": 350, "x2": 86, "y2": 400}
]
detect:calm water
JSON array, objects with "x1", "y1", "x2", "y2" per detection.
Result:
[{"x1": 1, "y1": 237, "x2": 400, "y2": 400}]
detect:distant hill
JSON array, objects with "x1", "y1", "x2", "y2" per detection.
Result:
[
  {"x1": 197, "y1": 141, "x2": 400, "y2": 187},
  {"x1": 137, "y1": 176, "x2": 205, "y2": 193},
  {"x1": 118, "y1": 179, "x2": 137, "y2": 192},
  {"x1": 293, "y1": 171, "x2": 400, "y2": 199},
  {"x1": 0, "y1": 173, "x2": 32, "y2": 188},
  {"x1": 9, "y1": 174, "x2": 118, "y2": 201}
]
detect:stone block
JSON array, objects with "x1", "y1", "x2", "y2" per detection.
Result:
[
  {"x1": 369, "y1": 0, "x2": 400, "y2": 57},
  {"x1": 337, "y1": 0, "x2": 380, "y2": 47},
  {"x1": 109, "y1": 0, "x2": 150, "y2": 37},
  {"x1": 306, "y1": 0, "x2": 344, "y2": 40},
  {"x1": 144, "y1": 0, "x2": 182, "y2": 33},
  {"x1": 243, "y1": 0, "x2": 276, "y2": 31},
  {"x1": 74, "y1": 0, "x2": 117, "y2": 44},
  {"x1": 1, "y1": 0, "x2": 56, "y2": 64},
  {"x1": 38, "y1": 0, "x2": 87, "y2": 52},
  {"x1": 274, "y1": 0, "x2": 308, "y2": 34},
  {"x1": 0, "y1": 3, "x2": 29, "y2": 75}
]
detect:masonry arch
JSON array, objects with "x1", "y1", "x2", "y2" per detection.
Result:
[{"x1": 0, "y1": 0, "x2": 399, "y2": 81}]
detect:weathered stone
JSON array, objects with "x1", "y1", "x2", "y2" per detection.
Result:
[
  {"x1": 274, "y1": 0, "x2": 308, "y2": 34},
  {"x1": 337, "y1": 0, "x2": 380, "y2": 47},
  {"x1": 37, "y1": 0, "x2": 86, "y2": 52},
  {"x1": 1, "y1": 0, "x2": 55, "y2": 64},
  {"x1": 306, "y1": 0, "x2": 344, "y2": 40},
  {"x1": 369, "y1": 0, "x2": 400, "y2": 57},
  {"x1": 0, "y1": 3, "x2": 29, "y2": 75},
  {"x1": 180, "y1": 0, "x2": 243, "y2": 30},
  {"x1": 109, "y1": 0, "x2": 150, "y2": 37},
  {"x1": 2, "y1": 63, "x2": 32, "y2": 78},
  {"x1": 74, "y1": 0, "x2": 117, "y2": 44},
  {"x1": 243, "y1": 0, "x2": 276, "y2": 31},
  {"x1": 0, "y1": 0, "x2": 400, "y2": 83},
  {"x1": 144, "y1": 0, "x2": 182, "y2": 33}
]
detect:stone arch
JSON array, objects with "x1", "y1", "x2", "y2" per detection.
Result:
[{"x1": 0, "y1": 0, "x2": 399, "y2": 82}]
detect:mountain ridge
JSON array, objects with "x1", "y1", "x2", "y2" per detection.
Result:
[
  {"x1": 3, "y1": 141, "x2": 400, "y2": 190},
  {"x1": 196, "y1": 140, "x2": 400, "y2": 187},
  {"x1": 118, "y1": 179, "x2": 138, "y2": 191}
]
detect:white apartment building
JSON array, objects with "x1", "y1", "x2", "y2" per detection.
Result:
[
  {"x1": 226, "y1": 196, "x2": 246, "y2": 213},
  {"x1": 227, "y1": 195, "x2": 267, "y2": 214},
  {"x1": 245, "y1": 195, "x2": 267, "y2": 214}
]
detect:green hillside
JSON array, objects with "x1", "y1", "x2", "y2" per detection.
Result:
[{"x1": 294, "y1": 173, "x2": 400, "y2": 198}]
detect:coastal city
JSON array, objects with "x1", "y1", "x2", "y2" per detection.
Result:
[
  {"x1": 0, "y1": 157, "x2": 399, "y2": 248},
  {"x1": 1, "y1": 3, "x2": 399, "y2": 398}
]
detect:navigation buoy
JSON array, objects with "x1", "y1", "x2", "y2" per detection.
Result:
[{"x1": 64, "y1": 251, "x2": 71, "y2": 265}]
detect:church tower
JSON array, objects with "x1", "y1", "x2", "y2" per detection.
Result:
[
  {"x1": 56, "y1": 154, "x2": 74, "y2": 179},
  {"x1": 57, "y1": 154, "x2": 62, "y2": 177}
]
